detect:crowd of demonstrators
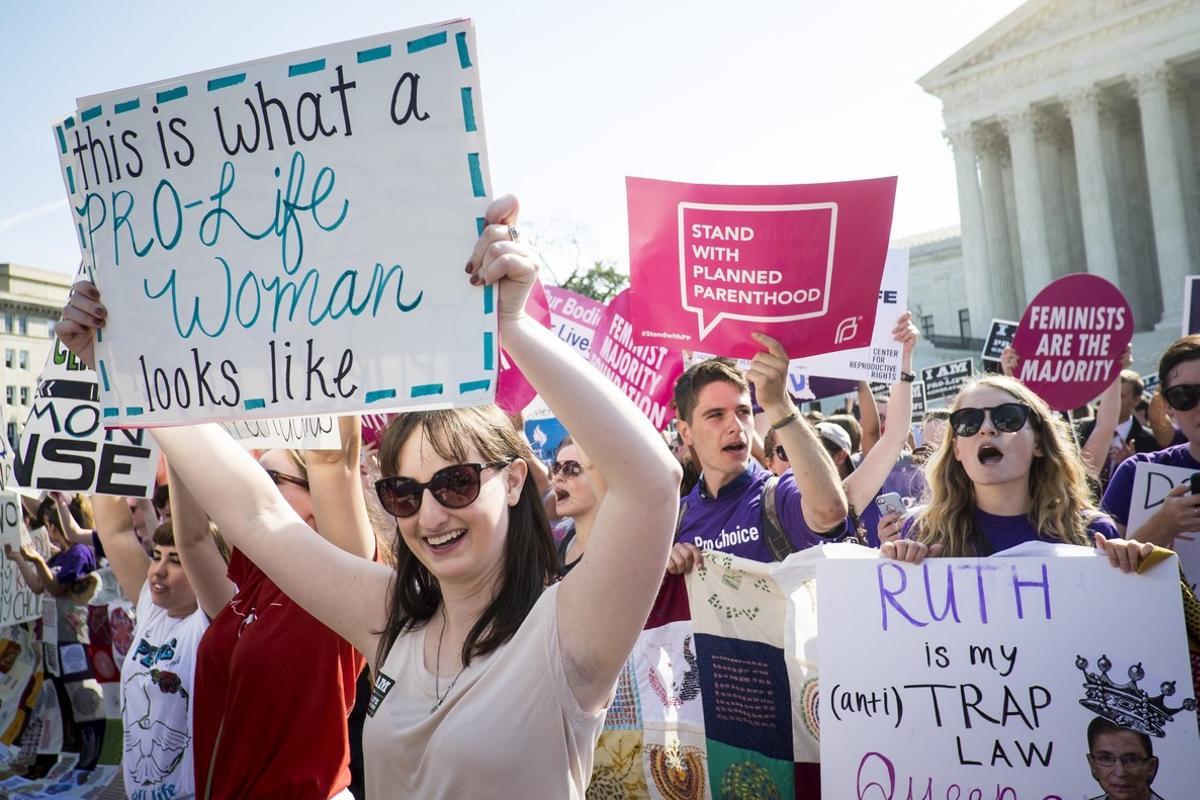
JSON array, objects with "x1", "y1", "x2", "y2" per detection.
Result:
[
  {"x1": 56, "y1": 194, "x2": 682, "y2": 798},
  {"x1": 0, "y1": 202, "x2": 1181, "y2": 796}
]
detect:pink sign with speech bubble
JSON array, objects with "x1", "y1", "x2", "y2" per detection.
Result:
[
  {"x1": 626, "y1": 176, "x2": 896, "y2": 360},
  {"x1": 587, "y1": 289, "x2": 684, "y2": 431},
  {"x1": 1011, "y1": 273, "x2": 1133, "y2": 411}
]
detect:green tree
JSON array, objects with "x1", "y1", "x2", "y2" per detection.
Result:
[{"x1": 559, "y1": 260, "x2": 628, "y2": 303}]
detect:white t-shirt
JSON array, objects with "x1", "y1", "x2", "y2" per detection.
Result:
[{"x1": 120, "y1": 582, "x2": 209, "y2": 800}]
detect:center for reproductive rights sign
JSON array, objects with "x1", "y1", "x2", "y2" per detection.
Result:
[{"x1": 680, "y1": 203, "x2": 835, "y2": 339}]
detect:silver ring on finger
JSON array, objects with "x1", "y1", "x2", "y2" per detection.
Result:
[{"x1": 507, "y1": 225, "x2": 519, "y2": 242}]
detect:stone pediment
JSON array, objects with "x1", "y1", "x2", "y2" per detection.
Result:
[{"x1": 920, "y1": 0, "x2": 1153, "y2": 90}]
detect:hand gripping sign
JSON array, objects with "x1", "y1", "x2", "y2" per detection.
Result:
[
  {"x1": 1011, "y1": 274, "x2": 1133, "y2": 412},
  {"x1": 626, "y1": 176, "x2": 896, "y2": 360}
]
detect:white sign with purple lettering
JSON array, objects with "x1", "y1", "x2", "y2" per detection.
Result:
[
  {"x1": 1127, "y1": 461, "x2": 1200, "y2": 591},
  {"x1": 54, "y1": 20, "x2": 496, "y2": 427},
  {"x1": 817, "y1": 545, "x2": 1200, "y2": 797}
]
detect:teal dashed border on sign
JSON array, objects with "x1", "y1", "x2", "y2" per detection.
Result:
[
  {"x1": 407, "y1": 31, "x2": 447, "y2": 53},
  {"x1": 467, "y1": 153, "x2": 485, "y2": 197},
  {"x1": 357, "y1": 45, "x2": 391, "y2": 63},
  {"x1": 207, "y1": 73, "x2": 246, "y2": 91},
  {"x1": 56, "y1": 126, "x2": 67, "y2": 154},
  {"x1": 156, "y1": 86, "x2": 188, "y2": 104},
  {"x1": 455, "y1": 31, "x2": 472, "y2": 68},
  {"x1": 365, "y1": 388, "x2": 396, "y2": 403},
  {"x1": 72, "y1": 24, "x2": 496, "y2": 417},
  {"x1": 460, "y1": 87, "x2": 477, "y2": 132},
  {"x1": 411, "y1": 383, "x2": 443, "y2": 398},
  {"x1": 288, "y1": 58, "x2": 326, "y2": 77}
]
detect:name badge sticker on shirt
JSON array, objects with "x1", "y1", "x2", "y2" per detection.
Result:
[{"x1": 367, "y1": 672, "x2": 396, "y2": 717}]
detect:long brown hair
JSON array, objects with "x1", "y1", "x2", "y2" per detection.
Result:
[
  {"x1": 375, "y1": 405, "x2": 560, "y2": 670},
  {"x1": 911, "y1": 375, "x2": 1095, "y2": 555}
]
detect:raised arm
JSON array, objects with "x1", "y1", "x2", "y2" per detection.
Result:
[
  {"x1": 857, "y1": 381, "x2": 881, "y2": 456},
  {"x1": 1081, "y1": 361, "x2": 1124, "y2": 480},
  {"x1": 56, "y1": 282, "x2": 392, "y2": 659},
  {"x1": 844, "y1": 314, "x2": 918, "y2": 513},
  {"x1": 167, "y1": 465, "x2": 236, "y2": 620},
  {"x1": 89, "y1": 495, "x2": 151, "y2": 603},
  {"x1": 469, "y1": 196, "x2": 682, "y2": 713},
  {"x1": 51, "y1": 493, "x2": 95, "y2": 546},
  {"x1": 304, "y1": 415, "x2": 376, "y2": 560},
  {"x1": 5, "y1": 544, "x2": 47, "y2": 594},
  {"x1": 749, "y1": 334, "x2": 847, "y2": 533}
]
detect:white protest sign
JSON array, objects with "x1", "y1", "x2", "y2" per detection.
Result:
[
  {"x1": 1127, "y1": 461, "x2": 1200, "y2": 589},
  {"x1": 0, "y1": 499, "x2": 47, "y2": 627},
  {"x1": 220, "y1": 415, "x2": 341, "y2": 449},
  {"x1": 785, "y1": 248, "x2": 909, "y2": 384},
  {"x1": 922, "y1": 357, "x2": 974, "y2": 403},
  {"x1": 54, "y1": 20, "x2": 496, "y2": 427},
  {"x1": 12, "y1": 338, "x2": 159, "y2": 497},
  {"x1": 544, "y1": 286, "x2": 605, "y2": 359},
  {"x1": 818, "y1": 550, "x2": 1200, "y2": 796}
]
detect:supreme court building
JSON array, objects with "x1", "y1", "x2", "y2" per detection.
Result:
[{"x1": 907, "y1": 0, "x2": 1200, "y2": 378}]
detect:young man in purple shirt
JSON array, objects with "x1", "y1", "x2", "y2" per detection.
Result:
[
  {"x1": 668, "y1": 333, "x2": 847, "y2": 573},
  {"x1": 1101, "y1": 334, "x2": 1200, "y2": 544}
]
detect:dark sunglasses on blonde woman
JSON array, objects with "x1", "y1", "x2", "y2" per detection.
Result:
[
  {"x1": 948, "y1": 403, "x2": 1035, "y2": 437},
  {"x1": 375, "y1": 461, "x2": 511, "y2": 519}
]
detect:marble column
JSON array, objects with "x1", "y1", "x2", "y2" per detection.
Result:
[
  {"x1": 1064, "y1": 87, "x2": 1120, "y2": 286},
  {"x1": 975, "y1": 128, "x2": 1022, "y2": 320},
  {"x1": 1001, "y1": 108, "x2": 1054, "y2": 298},
  {"x1": 1169, "y1": 79, "x2": 1200, "y2": 272},
  {"x1": 1132, "y1": 65, "x2": 1193, "y2": 322},
  {"x1": 1033, "y1": 110, "x2": 1074, "y2": 280},
  {"x1": 944, "y1": 124, "x2": 992, "y2": 339}
]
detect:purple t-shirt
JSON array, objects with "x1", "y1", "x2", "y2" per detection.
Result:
[
  {"x1": 675, "y1": 461, "x2": 831, "y2": 562},
  {"x1": 1101, "y1": 443, "x2": 1200, "y2": 525},
  {"x1": 902, "y1": 509, "x2": 1120, "y2": 553},
  {"x1": 48, "y1": 543, "x2": 97, "y2": 585}
]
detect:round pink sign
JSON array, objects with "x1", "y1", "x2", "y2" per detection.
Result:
[
  {"x1": 1011, "y1": 274, "x2": 1133, "y2": 411},
  {"x1": 587, "y1": 289, "x2": 685, "y2": 431},
  {"x1": 494, "y1": 278, "x2": 552, "y2": 415}
]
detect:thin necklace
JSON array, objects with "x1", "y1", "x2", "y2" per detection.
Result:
[{"x1": 431, "y1": 613, "x2": 467, "y2": 715}]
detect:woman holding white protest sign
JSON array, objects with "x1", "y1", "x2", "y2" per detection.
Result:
[
  {"x1": 833, "y1": 310, "x2": 921, "y2": 546},
  {"x1": 57, "y1": 194, "x2": 682, "y2": 798},
  {"x1": 880, "y1": 374, "x2": 1143, "y2": 566}
]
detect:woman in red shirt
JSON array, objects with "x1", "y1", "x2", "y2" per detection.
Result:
[{"x1": 173, "y1": 425, "x2": 375, "y2": 799}]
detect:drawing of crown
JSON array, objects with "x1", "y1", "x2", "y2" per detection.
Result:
[{"x1": 1076, "y1": 654, "x2": 1197, "y2": 738}]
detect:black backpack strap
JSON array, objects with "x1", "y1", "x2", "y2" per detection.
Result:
[{"x1": 761, "y1": 476, "x2": 796, "y2": 562}]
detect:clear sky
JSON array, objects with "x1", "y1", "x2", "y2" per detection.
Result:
[{"x1": 0, "y1": 0, "x2": 1025, "y2": 281}]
